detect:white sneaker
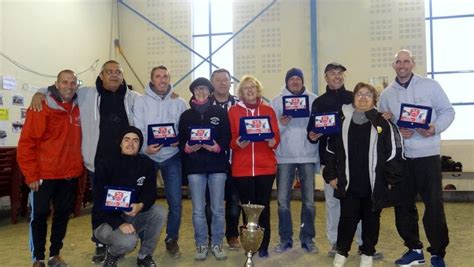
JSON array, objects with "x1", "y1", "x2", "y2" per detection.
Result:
[
  {"x1": 333, "y1": 253, "x2": 347, "y2": 267},
  {"x1": 360, "y1": 254, "x2": 373, "y2": 267}
]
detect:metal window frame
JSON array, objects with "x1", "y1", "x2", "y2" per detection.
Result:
[{"x1": 425, "y1": 0, "x2": 474, "y2": 106}]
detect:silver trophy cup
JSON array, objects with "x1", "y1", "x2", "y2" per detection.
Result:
[{"x1": 239, "y1": 204, "x2": 265, "y2": 267}]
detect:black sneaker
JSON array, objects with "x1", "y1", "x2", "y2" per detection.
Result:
[
  {"x1": 137, "y1": 255, "x2": 156, "y2": 267},
  {"x1": 165, "y1": 239, "x2": 181, "y2": 258},
  {"x1": 102, "y1": 252, "x2": 121, "y2": 267},
  {"x1": 92, "y1": 245, "x2": 106, "y2": 264}
]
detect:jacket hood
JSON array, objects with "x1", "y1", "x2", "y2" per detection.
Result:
[
  {"x1": 280, "y1": 85, "x2": 309, "y2": 96},
  {"x1": 95, "y1": 76, "x2": 128, "y2": 96},
  {"x1": 45, "y1": 85, "x2": 78, "y2": 111},
  {"x1": 145, "y1": 82, "x2": 174, "y2": 100}
]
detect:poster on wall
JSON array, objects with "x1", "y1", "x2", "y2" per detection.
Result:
[
  {"x1": 21, "y1": 108, "x2": 27, "y2": 122},
  {"x1": 0, "y1": 108, "x2": 9, "y2": 121},
  {"x1": 1, "y1": 76, "x2": 17, "y2": 90},
  {"x1": 0, "y1": 121, "x2": 7, "y2": 145},
  {"x1": 12, "y1": 95, "x2": 24, "y2": 106},
  {"x1": 12, "y1": 120, "x2": 24, "y2": 133}
]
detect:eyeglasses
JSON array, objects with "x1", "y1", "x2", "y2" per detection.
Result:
[
  {"x1": 355, "y1": 92, "x2": 373, "y2": 98},
  {"x1": 194, "y1": 86, "x2": 210, "y2": 91},
  {"x1": 104, "y1": 69, "x2": 123, "y2": 75}
]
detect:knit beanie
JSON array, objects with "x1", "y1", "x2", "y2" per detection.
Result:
[
  {"x1": 119, "y1": 126, "x2": 144, "y2": 150},
  {"x1": 189, "y1": 77, "x2": 214, "y2": 94},
  {"x1": 285, "y1": 68, "x2": 304, "y2": 86}
]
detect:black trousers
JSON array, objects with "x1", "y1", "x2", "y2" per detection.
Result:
[
  {"x1": 234, "y1": 175, "x2": 275, "y2": 251},
  {"x1": 336, "y1": 195, "x2": 381, "y2": 257},
  {"x1": 394, "y1": 155, "x2": 449, "y2": 257},
  {"x1": 205, "y1": 173, "x2": 242, "y2": 239},
  {"x1": 30, "y1": 178, "x2": 77, "y2": 260}
]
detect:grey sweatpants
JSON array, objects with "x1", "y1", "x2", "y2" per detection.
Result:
[{"x1": 94, "y1": 205, "x2": 167, "y2": 256}]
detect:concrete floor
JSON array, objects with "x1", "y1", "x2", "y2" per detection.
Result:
[{"x1": 0, "y1": 199, "x2": 473, "y2": 267}]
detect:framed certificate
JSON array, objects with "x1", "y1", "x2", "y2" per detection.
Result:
[
  {"x1": 397, "y1": 103, "x2": 432, "y2": 129},
  {"x1": 188, "y1": 126, "x2": 214, "y2": 145},
  {"x1": 312, "y1": 112, "x2": 340, "y2": 134},
  {"x1": 239, "y1": 116, "x2": 274, "y2": 142},
  {"x1": 103, "y1": 186, "x2": 135, "y2": 212},
  {"x1": 282, "y1": 95, "x2": 310, "y2": 118},
  {"x1": 147, "y1": 123, "x2": 178, "y2": 146}
]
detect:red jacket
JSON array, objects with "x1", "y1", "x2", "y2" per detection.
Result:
[
  {"x1": 228, "y1": 100, "x2": 280, "y2": 177},
  {"x1": 18, "y1": 96, "x2": 83, "y2": 185}
]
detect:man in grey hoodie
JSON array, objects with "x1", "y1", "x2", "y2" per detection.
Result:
[
  {"x1": 379, "y1": 49, "x2": 455, "y2": 267},
  {"x1": 133, "y1": 65, "x2": 187, "y2": 259},
  {"x1": 271, "y1": 68, "x2": 319, "y2": 254}
]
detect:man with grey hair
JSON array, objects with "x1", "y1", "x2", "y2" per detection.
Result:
[{"x1": 379, "y1": 49, "x2": 454, "y2": 267}]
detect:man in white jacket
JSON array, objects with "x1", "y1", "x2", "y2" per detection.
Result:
[
  {"x1": 133, "y1": 65, "x2": 187, "y2": 259},
  {"x1": 271, "y1": 68, "x2": 319, "y2": 254}
]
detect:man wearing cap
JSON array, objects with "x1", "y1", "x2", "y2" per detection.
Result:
[
  {"x1": 92, "y1": 126, "x2": 167, "y2": 267},
  {"x1": 379, "y1": 49, "x2": 454, "y2": 267},
  {"x1": 133, "y1": 65, "x2": 187, "y2": 259},
  {"x1": 271, "y1": 68, "x2": 319, "y2": 254},
  {"x1": 307, "y1": 63, "x2": 368, "y2": 258}
]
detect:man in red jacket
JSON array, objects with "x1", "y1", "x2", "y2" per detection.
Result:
[{"x1": 18, "y1": 70, "x2": 83, "y2": 267}]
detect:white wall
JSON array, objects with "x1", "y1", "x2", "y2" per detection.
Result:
[
  {"x1": 0, "y1": 0, "x2": 472, "y2": 170},
  {"x1": 0, "y1": 0, "x2": 115, "y2": 146}
]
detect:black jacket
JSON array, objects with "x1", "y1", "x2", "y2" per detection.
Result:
[
  {"x1": 178, "y1": 104, "x2": 231, "y2": 175},
  {"x1": 323, "y1": 105, "x2": 405, "y2": 211},
  {"x1": 307, "y1": 86, "x2": 353, "y2": 165},
  {"x1": 92, "y1": 153, "x2": 157, "y2": 230},
  {"x1": 95, "y1": 77, "x2": 130, "y2": 167}
]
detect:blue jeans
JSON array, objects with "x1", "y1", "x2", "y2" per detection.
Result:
[
  {"x1": 154, "y1": 153, "x2": 182, "y2": 241},
  {"x1": 188, "y1": 173, "x2": 226, "y2": 246},
  {"x1": 277, "y1": 163, "x2": 316, "y2": 245}
]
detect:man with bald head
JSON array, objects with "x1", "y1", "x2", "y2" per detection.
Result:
[
  {"x1": 379, "y1": 49, "x2": 455, "y2": 267},
  {"x1": 19, "y1": 70, "x2": 82, "y2": 267}
]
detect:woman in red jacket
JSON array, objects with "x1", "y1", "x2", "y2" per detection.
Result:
[{"x1": 228, "y1": 75, "x2": 280, "y2": 258}]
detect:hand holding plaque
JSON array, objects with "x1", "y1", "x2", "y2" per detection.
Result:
[
  {"x1": 396, "y1": 103, "x2": 432, "y2": 129},
  {"x1": 103, "y1": 186, "x2": 135, "y2": 212},
  {"x1": 282, "y1": 95, "x2": 309, "y2": 118},
  {"x1": 239, "y1": 116, "x2": 275, "y2": 142},
  {"x1": 188, "y1": 126, "x2": 214, "y2": 145},
  {"x1": 312, "y1": 111, "x2": 340, "y2": 135},
  {"x1": 147, "y1": 123, "x2": 178, "y2": 146}
]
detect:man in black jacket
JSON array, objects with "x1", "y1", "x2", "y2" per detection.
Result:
[
  {"x1": 306, "y1": 63, "x2": 364, "y2": 257},
  {"x1": 92, "y1": 126, "x2": 167, "y2": 267}
]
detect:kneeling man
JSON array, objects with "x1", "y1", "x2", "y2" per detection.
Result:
[{"x1": 92, "y1": 126, "x2": 167, "y2": 267}]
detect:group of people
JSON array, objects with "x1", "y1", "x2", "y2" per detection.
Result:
[{"x1": 16, "y1": 49, "x2": 454, "y2": 267}]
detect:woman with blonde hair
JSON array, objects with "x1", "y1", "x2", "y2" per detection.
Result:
[{"x1": 228, "y1": 75, "x2": 280, "y2": 258}]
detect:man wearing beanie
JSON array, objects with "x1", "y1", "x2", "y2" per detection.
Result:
[
  {"x1": 92, "y1": 126, "x2": 167, "y2": 267},
  {"x1": 271, "y1": 67, "x2": 319, "y2": 254},
  {"x1": 133, "y1": 65, "x2": 187, "y2": 259}
]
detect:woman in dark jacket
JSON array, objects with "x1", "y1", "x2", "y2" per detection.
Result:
[
  {"x1": 178, "y1": 77, "x2": 230, "y2": 261},
  {"x1": 323, "y1": 82, "x2": 404, "y2": 267}
]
